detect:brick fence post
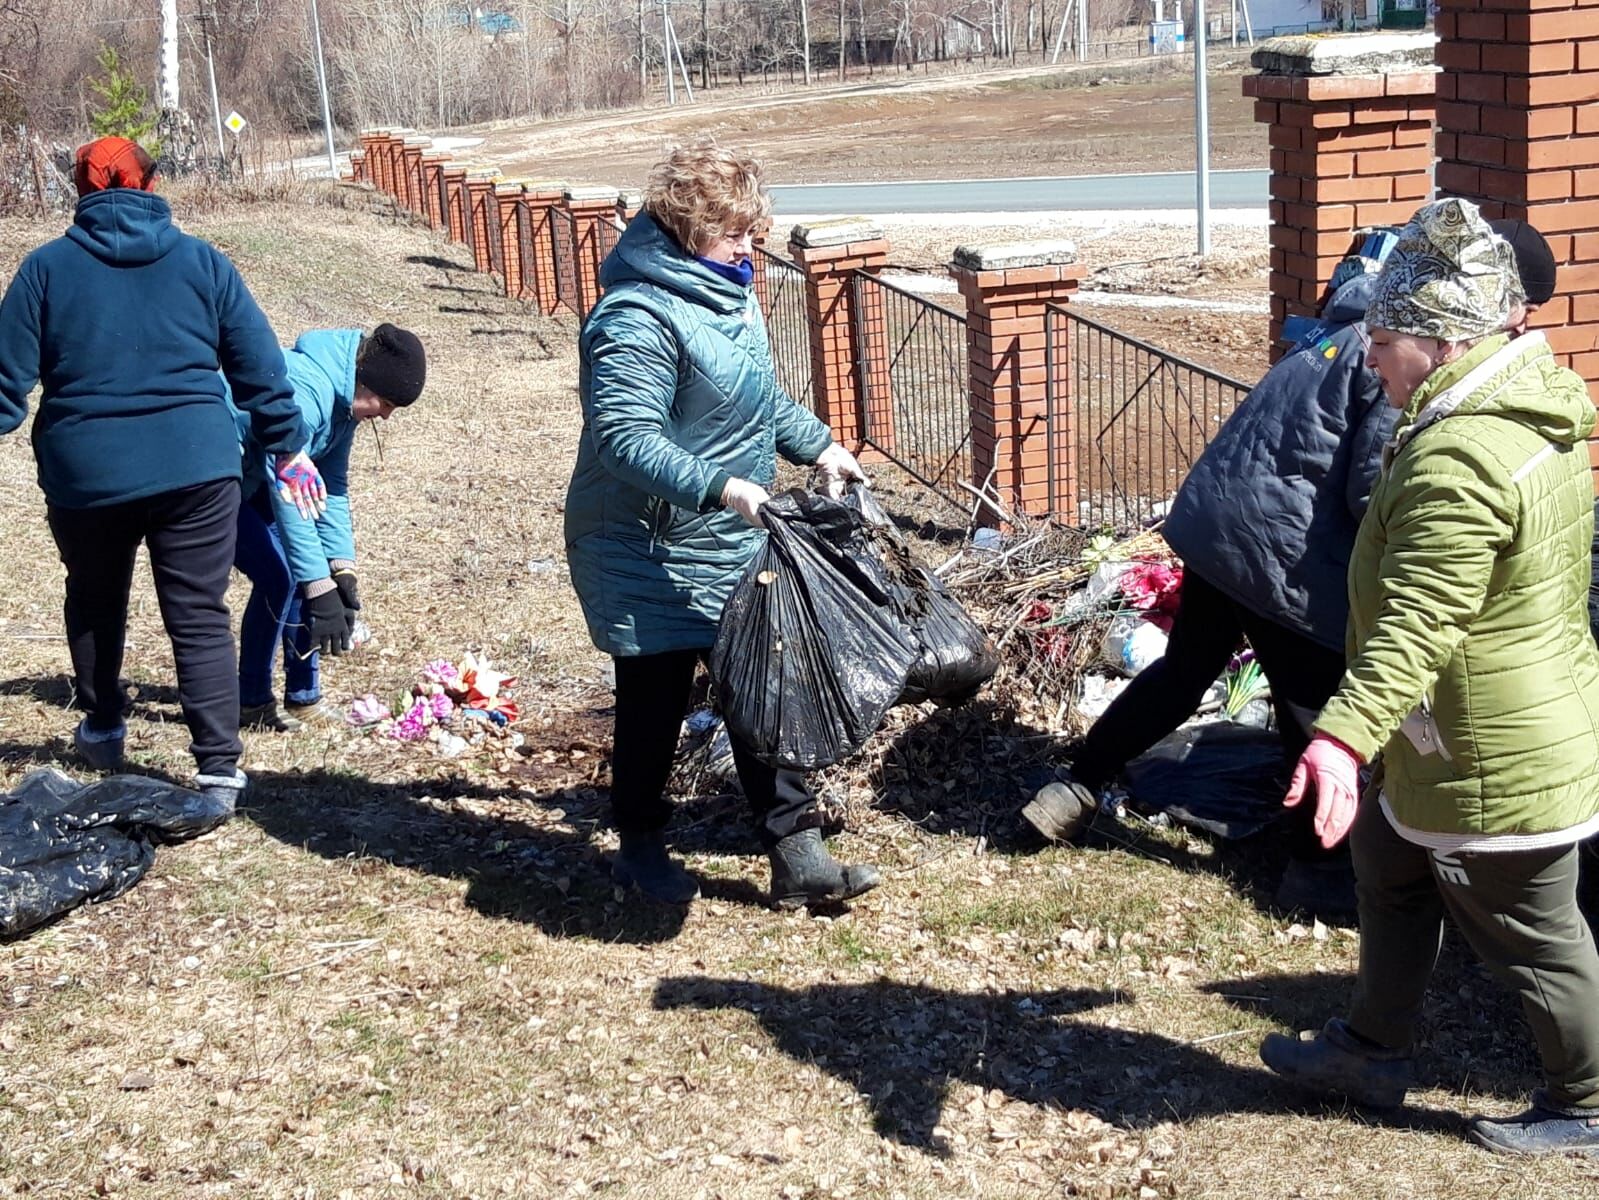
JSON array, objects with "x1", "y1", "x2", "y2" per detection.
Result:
[
  {"x1": 466, "y1": 170, "x2": 500, "y2": 273},
  {"x1": 399, "y1": 136, "x2": 430, "y2": 214},
  {"x1": 420, "y1": 153, "x2": 448, "y2": 230},
  {"x1": 347, "y1": 151, "x2": 365, "y2": 183},
  {"x1": 520, "y1": 181, "x2": 567, "y2": 315},
  {"x1": 357, "y1": 129, "x2": 382, "y2": 187},
  {"x1": 564, "y1": 186, "x2": 622, "y2": 315},
  {"x1": 1244, "y1": 33, "x2": 1438, "y2": 357},
  {"x1": 381, "y1": 130, "x2": 411, "y2": 202},
  {"x1": 364, "y1": 129, "x2": 393, "y2": 196},
  {"x1": 751, "y1": 219, "x2": 775, "y2": 317},
  {"x1": 789, "y1": 219, "x2": 895, "y2": 458},
  {"x1": 442, "y1": 163, "x2": 469, "y2": 243},
  {"x1": 1434, "y1": 3, "x2": 1599, "y2": 410},
  {"x1": 616, "y1": 188, "x2": 643, "y2": 225},
  {"x1": 952, "y1": 242, "x2": 1083, "y2": 525},
  {"x1": 496, "y1": 181, "x2": 527, "y2": 299}
]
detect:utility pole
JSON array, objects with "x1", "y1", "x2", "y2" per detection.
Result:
[
  {"x1": 308, "y1": 0, "x2": 338, "y2": 176},
  {"x1": 662, "y1": 0, "x2": 676, "y2": 103},
  {"x1": 159, "y1": 0, "x2": 180, "y2": 110},
  {"x1": 197, "y1": 2, "x2": 226, "y2": 166},
  {"x1": 799, "y1": 0, "x2": 812, "y2": 84},
  {"x1": 1194, "y1": 0, "x2": 1210, "y2": 255}
]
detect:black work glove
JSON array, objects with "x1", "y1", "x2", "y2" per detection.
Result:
[
  {"x1": 304, "y1": 588, "x2": 353, "y2": 657},
  {"x1": 333, "y1": 568, "x2": 362, "y2": 617}
]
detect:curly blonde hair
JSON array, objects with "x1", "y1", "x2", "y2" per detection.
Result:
[{"x1": 643, "y1": 142, "x2": 772, "y2": 255}]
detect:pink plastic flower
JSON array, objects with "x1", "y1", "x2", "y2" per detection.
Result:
[
  {"x1": 422, "y1": 659, "x2": 460, "y2": 685},
  {"x1": 1119, "y1": 561, "x2": 1182, "y2": 614},
  {"x1": 347, "y1": 695, "x2": 391, "y2": 727},
  {"x1": 428, "y1": 693, "x2": 454, "y2": 722},
  {"x1": 388, "y1": 698, "x2": 433, "y2": 742}
]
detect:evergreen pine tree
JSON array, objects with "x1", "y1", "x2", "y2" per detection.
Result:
[{"x1": 87, "y1": 45, "x2": 161, "y2": 155}]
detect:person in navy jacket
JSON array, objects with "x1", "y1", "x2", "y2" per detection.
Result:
[
  {"x1": 230, "y1": 324, "x2": 426, "y2": 731},
  {"x1": 0, "y1": 137, "x2": 315, "y2": 806}
]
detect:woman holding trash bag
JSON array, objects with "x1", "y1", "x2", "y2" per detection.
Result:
[
  {"x1": 1260, "y1": 198, "x2": 1599, "y2": 1156},
  {"x1": 230, "y1": 324, "x2": 427, "y2": 733},
  {"x1": 0, "y1": 137, "x2": 322, "y2": 809},
  {"x1": 564, "y1": 142, "x2": 880, "y2": 908}
]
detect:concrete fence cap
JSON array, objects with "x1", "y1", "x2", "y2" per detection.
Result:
[
  {"x1": 617, "y1": 188, "x2": 643, "y2": 206},
  {"x1": 465, "y1": 168, "x2": 500, "y2": 182},
  {"x1": 1252, "y1": 31, "x2": 1438, "y2": 76},
  {"x1": 789, "y1": 218, "x2": 883, "y2": 248},
  {"x1": 565, "y1": 185, "x2": 621, "y2": 202},
  {"x1": 441, "y1": 162, "x2": 470, "y2": 172},
  {"x1": 952, "y1": 241, "x2": 1078, "y2": 271},
  {"x1": 402, "y1": 136, "x2": 432, "y2": 148}
]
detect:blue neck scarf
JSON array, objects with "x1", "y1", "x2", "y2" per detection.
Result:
[{"x1": 697, "y1": 255, "x2": 754, "y2": 287}]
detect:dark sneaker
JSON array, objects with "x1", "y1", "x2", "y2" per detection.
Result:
[
  {"x1": 768, "y1": 827, "x2": 880, "y2": 910},
  {"x1": 73, "y1": 717, "x2": 126, "y2": 771},
  {"x1": 192, "y1": 766, "x2": 248, "y2": 820},
  {"x1": 612, "y1": 833, "x2": 699, "y2": 905},
  {"x1": 1275, "y1": 857, "x2": 1359, "y2": 919},
  {"x1": 1469, "y1": 1091, "x2": 1599, "y2": 1156},
  {"x1": 1259, "y1": 1018, "x2": 1414, "y2": 1109},
  {"x1": 241, "y1": 701, "x2": 303, "y2": 733},
  {"x1": 1021, "y1": 769, "x2": 1097, "y2": 843}
]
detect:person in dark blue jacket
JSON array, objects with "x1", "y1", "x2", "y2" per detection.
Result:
[
  {"x1": 230, "y1": 325, "x2": 426, "y2": 731},
  {"x1": 0, "y1": 138, "x2": 317, "y2": 808},
  {"x1": 1024, "y1": 256, "x2": 1396, "y2": 915}
]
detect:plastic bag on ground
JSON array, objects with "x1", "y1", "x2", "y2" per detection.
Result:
[
  {"x1": 845, "y1": 486, "x2": 999, "y2": 706},
  {"x1": 1121, "y1": 722, "x2": 1288, "y2": 840},
  {"x1": 1, "y1": 768, "x2": 233, "y2": 938},
  {"x1": 711, "y1": 490, "x2": 918, "y2": 771}
]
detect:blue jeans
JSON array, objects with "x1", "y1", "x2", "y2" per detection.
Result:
[{"x1": 233, "y1": 491, "x2": 319, "y2": 708}]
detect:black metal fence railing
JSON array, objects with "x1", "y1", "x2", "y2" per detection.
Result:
[
  {"x1": 551, "y1": 206, "x2": 580, "y2": 317},
  {"x1": 1045, "y1": 303, "x2": 1251, "y2": 530},
  {"x1": 755, "y1": 245, "x2": 815, "y2": 413},
  {"x1": 850, "y1": 271, "x2": 970, "y2": 511}
]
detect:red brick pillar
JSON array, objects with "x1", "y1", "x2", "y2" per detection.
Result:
[
  {"x1": 365, "y1": 130, "x2": 393, "y2": 196},
  {"x1": 751, "y1": 219, "x2": 776, "y2": 317},
  {"x1": 520, "y1": 182, "x2": 567, "y2": 314},
  {"x1": 789, "y1": 219, "x2": 895, "y2": 458},
  {"x1": 357, "y1": 130, "x2": 383, "y2": 187},
  {"x1": 563, "y1": 186, "x2": 621, "y2": 315},
  {"x1": 495, "y1": 182, "x2": 527, "y2": 299},
  {"x1": 952, "y1": 244, "x2": 1083, "y2": 525},
  {"x1": 1435, "y1": 5, "x2": 1599, "y2": 404},
  {"x1": 380, "y1": 131, "x2": 409, "y2": 201},
  {"x1": 465, "y1": 170, "x2": 499, "y2": 272},
  {"x1": 399, "y1": 136, "x2": 430, "y2": 214},
  {"x1": 1244, "y1": 34, "x2": 1437, "y2": 356},
  {"x1": 442, "y1": 163, "x2": 470, "y2": 243},
  {"x1": 420, "y1": 154, "x2": 448, "y2": 229},
  {"x1": 347, "y1": 151, "x2": 366, "y2": 183}
]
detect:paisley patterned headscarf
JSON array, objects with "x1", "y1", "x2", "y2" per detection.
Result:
[{"x1": 1365, "y1": 198, "x2": 1524, "y2": 341}]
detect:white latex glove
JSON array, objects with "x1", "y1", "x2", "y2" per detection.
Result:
[
  {"x1": 720, "y1": 477, "x2": 771, "y2": 527},
  {"x1": 814, "y1": 441, "x2": 868, "y2": 499},
  {"x1": 1283, "y1": 734, "x2": 1363, "y2": 849}
]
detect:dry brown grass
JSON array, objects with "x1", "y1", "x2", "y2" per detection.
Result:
[{"x1": 3, "y1": 192, "x2": 1599, "y2": 1200}]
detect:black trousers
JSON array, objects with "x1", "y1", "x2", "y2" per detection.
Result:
[
  {"x1": 47, "y1": 479, "x2": 243, "y2": 777},
  {"x1": 611, "y1": 649, "x2": 819, "y2": 848},
  {"x1": 1073, "y1": 568, "x2": 1348, "y2": 860}
]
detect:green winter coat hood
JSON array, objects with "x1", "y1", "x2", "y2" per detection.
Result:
[
  {"x1": 1316, "y1": 332, "x2": 1599, "y2": 851},
  {"x1": 598, "y1": 211, "x2": 749, "y2": 317}
]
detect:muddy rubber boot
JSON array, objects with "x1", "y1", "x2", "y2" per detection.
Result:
[
  {"x1": 612, "y1": 832, "x2": 699, "y2": 905},
  {"x1": 1259, "y1": 1018, "x2": 1414, "y2": 1109},
  {"x1": 241, "y1": 701, "x2": 303, "y2": 734},
  {"x1": 1021, "y1": 768, "x2": 1097, "y2": 843},
  {"x1": 768, "y1": 827, "x2": 881, "y2": 910},
  {"x1": 192, "y1": 766, "x2": 248, "y2": 824},
  {"x1": 73, "y1": 717, "x2": 126, "y2": 772},
  {"x1": 1468, "y1": 1091, "x2": 1599, "y2": 1156}
]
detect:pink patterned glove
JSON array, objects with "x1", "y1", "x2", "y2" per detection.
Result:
[
  {"x1": 1284, "y1": 734, "x2": 1363, "y2": 850},
  {"x1": 274, "y1": 451, "x2": 327, "y2": 519}
]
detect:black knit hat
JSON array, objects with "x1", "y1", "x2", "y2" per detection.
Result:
[
  {"x1": 356, "y1": 324, "x2": 427, "y2": 406},
  {"x1": 1490, "y1": 219, "x2": 1558, "y2": 306}
]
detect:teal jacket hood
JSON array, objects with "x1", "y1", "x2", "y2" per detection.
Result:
[
  {"x1": 600, "y1": 211, "x2": 750, "y2": 317},
  {"x1": 66, "y1": 190, "x2": 181, "y2": 267}
]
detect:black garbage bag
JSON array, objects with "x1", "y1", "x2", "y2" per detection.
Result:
[
  {"x1": 845, "y1": 486, "x2": 1000, "y2": 706},
  {"x1": 0, "y1": 768, "x2": 233, "y2": 938},
  {"x1": 712, "y1": 490, "x2": 918, "y2": 770},
  {"x1": 1122, "y1": 722, "x2": 1288, "y2": 840}
]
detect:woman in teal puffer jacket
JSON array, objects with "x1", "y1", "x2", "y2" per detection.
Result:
[{"x1": 565, "y1": 144, "x2": 880, "y2": 909}]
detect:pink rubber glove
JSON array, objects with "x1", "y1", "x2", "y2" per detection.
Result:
[
  {"x1": 814, "y1": 442, "x2": 868, "y2": 499},
  {"x1": 1284, "y1": 734, "x2": 1363, "y2": 850},
  {"x1": 274, "y1": 451, "x2": 328, "y2": 519}
]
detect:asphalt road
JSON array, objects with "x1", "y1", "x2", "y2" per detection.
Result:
[{"x1": 769, "y1": 169, "x2": 1268, "y2": 214}]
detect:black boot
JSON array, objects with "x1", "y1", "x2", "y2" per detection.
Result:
[
  {"x1": 1468, "y1": 1090, "x2": 1599, "y2": 1156},
  {"x1": 1021, "y1": 767, "x2": 1097, "y2": 843},
  {"x1": 1259, "y1": 1017, "x2": 1414, "y2": 1109},
  {"x1": 768, "y1": 827, "x2": 880, "y2": 910},
  {"x1": 612, "y1": 832, "x2": 699, "y2": 905}
]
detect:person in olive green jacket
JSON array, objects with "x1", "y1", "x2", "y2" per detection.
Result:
[{"x1": 1259, "y1": 198, "x2": 1599, "y2": 1157}]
